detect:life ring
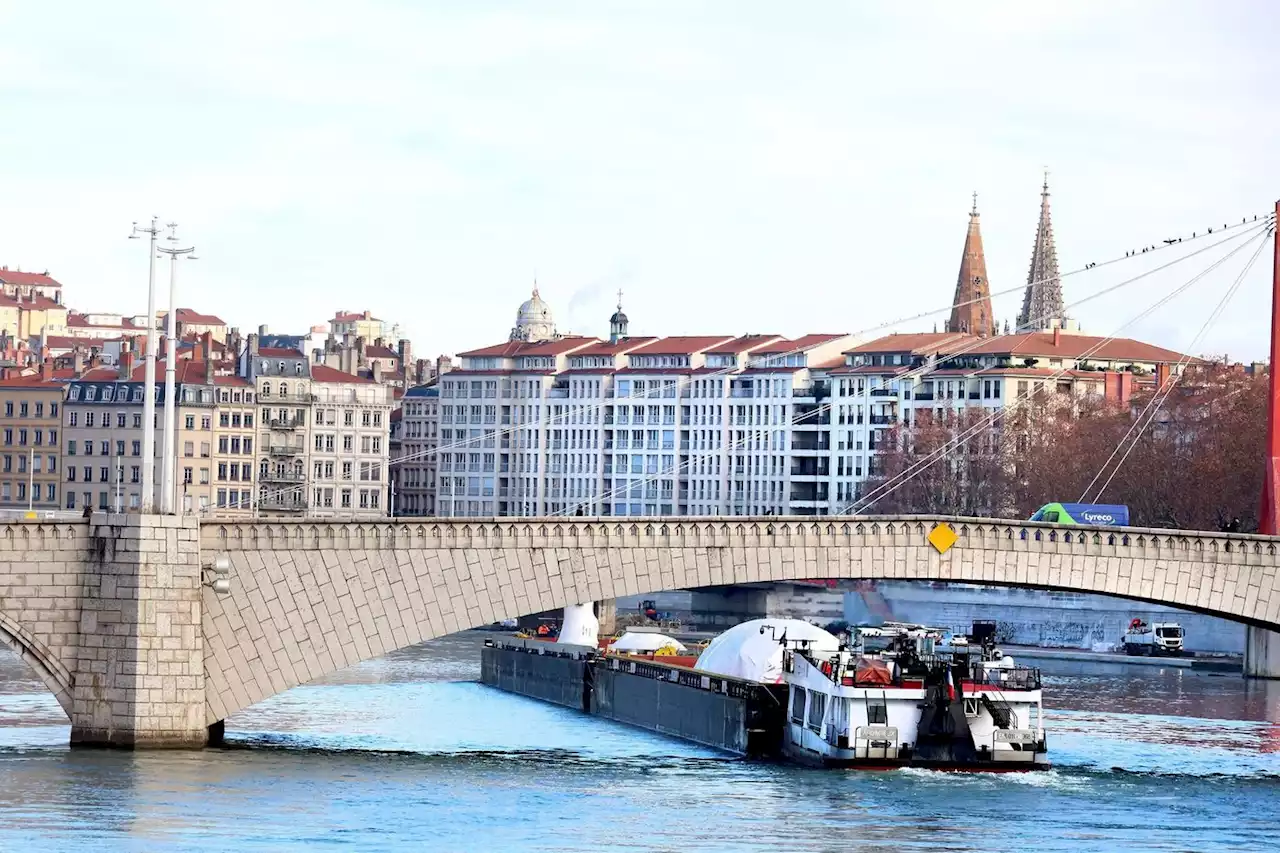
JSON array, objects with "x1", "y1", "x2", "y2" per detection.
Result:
[{"x1": 820, "y1": 660, "x2": 833, "y2": 677}]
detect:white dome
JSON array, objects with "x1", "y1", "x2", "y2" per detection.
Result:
[
  {"x1": 510, "y1": 285, "x2": 559, "y2": 342},
  {"x1": 610, "y1": 632, "x2": 686, "y2": 653},
  {"x1": 694, "y1": 618, "x2": 839, "y2": 683}
]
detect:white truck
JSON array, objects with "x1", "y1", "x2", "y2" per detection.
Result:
[{"x1": 1122, "y1": 619, "x2": 1185, "y2": 656}]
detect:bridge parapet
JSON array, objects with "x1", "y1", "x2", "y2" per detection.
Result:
[{"x1": 199, "y1": 515, "x2": 1280, "y2": 570}]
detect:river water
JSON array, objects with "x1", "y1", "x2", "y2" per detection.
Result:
[{"x1": 0, "y1": 633, "x2": 1277, "y2": 852}]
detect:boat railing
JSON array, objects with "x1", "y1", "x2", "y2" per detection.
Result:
[{"x1": 970, "y1": 663, "x2": 1042, "y2": 691}]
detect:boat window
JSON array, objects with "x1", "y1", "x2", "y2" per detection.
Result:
[
  {"x1": 1043, "y1": 511, "x2": 1060, "y2": 523},
  {"x1": 866, "y1": 698, "x2": 887, "y2": 725},
  {"x1": 790, "y1": 687, "x2": 806, "y2": 724},
  {"x1": 807, "y1": 691, "x2": 826, "y2": 733},
  {"x1": 963, "y1": 698, "x2": 980, "y2": 718}
]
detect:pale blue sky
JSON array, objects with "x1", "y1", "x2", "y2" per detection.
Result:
[{"x1": 1, "y1": 1, "x2": 1278, "y2": 360}]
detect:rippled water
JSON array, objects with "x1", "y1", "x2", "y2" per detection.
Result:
[{"x1": 1, "y1": 633, "x2": 1278, "y2": 851}]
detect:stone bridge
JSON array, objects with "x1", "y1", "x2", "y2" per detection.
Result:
[{"x1": 0, "y1": 513, "x2": 1278, "y2": 748}]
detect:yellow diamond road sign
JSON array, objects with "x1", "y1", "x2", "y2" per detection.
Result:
[{"x1": 928, "y1": 523, "x2": 957, "y2": 554}]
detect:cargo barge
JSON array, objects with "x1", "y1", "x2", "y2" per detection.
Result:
[{"x1": 481, "y1": 613, "x2": 1048, "y2": 770}]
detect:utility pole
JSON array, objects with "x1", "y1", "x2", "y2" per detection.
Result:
[
  {"x1": 130, "y1": 218, "x2": 162, "y2": 513},
  {"x1": 1262, "y1": 199, "x2": 1280, "y2": 534},
  {"x1": 157, "y1": 224, "x2": 197, "y2": 514}
]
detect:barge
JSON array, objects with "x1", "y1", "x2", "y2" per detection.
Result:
[{"x1": 480, "y1": 610, "x2": 1048, "y2": 771}]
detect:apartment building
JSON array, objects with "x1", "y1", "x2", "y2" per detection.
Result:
[
  {"x1": 212, "y1": 374, "x2": 257, "y2": 515},
  {"x1": 61, "y1": 358, "x2": 231, "y2": 513},
  {"x1": 245, "y1": 342, "x2": 313, "y2": 515},
  {"x1": 437, "y1": 329, "x2": 856, "y2": 518},
  {"x1": 394, "y1": 384, "x2": 439, "y2": 516},
  {"x1": 0, "y1": 369, "x2": 65, "y2": 512},
  {"x1": 308, "y1": 365, "x2": 394, "y2": 518}
]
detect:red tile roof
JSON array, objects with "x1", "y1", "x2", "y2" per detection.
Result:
[
  {"x1": 963, "y1": 332, "x2": 1191, "y2": 363},
  {"x1": 0, "y1": 269, "x2": 61, "y2": 288},
  {"x1": 756, "y1": 334, "x2": 849, "y2": 353},
  {"x1": 311, "y1": 364, "x2": 374, "y2": 384},
  {"x1": 571, "y1": 336, "x2": 658, "y2": 356},
  {"x1": 0, "y1": 377, "x2": 68, "y2": 389},
  {"x1": 705, "y1": 334, "x2": 783, "y2": 355},
  {"x1": 628, "y1": 336, "x2": 736, "y2": 356},
  {"x1": 846, "y1": 332, "x2": 974, "y2": 356},
  {"x1": 333, "y1": 310, "x2": 376, "y2": 323},
  {"x1": 458, "y1": 337, "x2": 597, "y2": 359},
  {"x1": 43, "y1": 335, "x2": 123, "y2": 349},
  {"x1": 457, "y1": 340, "x2": 529, "y2": 358},
  {"x1": 366, "y1": 344, "x2": 399, "y2": 360},
  {"x1": 173, "y1": 308, "x2": 226, "y2": 326},
  {"x1": 0, "y1": 293, "x2": 63, "y2": 310}
]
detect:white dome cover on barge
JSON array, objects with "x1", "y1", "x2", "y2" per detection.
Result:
[{"x1": 694, "y1": 618, "x2": 840, "y2": 683}]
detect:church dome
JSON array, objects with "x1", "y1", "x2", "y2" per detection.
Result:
[
  {"x1": 609, "y1": 308, "x2": 628, "y2": 326},
  {"x1": 510, "y1": 285, "x2": 559, "y2": 342}
]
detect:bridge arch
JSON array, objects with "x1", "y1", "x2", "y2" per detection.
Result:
[
  {"x1": 0, "y1": 611, "x2": 73, "y2": 717},
  {"x1": 200, "y1": 516, "x2": 1280, "y2": 725}
]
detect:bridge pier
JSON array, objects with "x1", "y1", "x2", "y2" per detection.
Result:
[
  {"x1": 69, "y1": 514, "x2": 208, "y2": 748},
  {"x1": 1244, "y1": 626, "x2": 1280, "y2": 679},
  {"x1": 595, "y1": 599, "x2": 617, "y2": 636}
]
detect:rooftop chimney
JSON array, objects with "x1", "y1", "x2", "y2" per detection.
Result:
[
  {"x1": 372, "y1": 360, "x2": 383, "y2": 383},
  {"x1": 258, "y1": 324, "x2": 269, "y2": 337},
  {"x1": 205, "y1": 355, "x2": 215, "y2": 384},
  {"x1": 73, "y1": 349, "x2": 85, "y2": 378},
  {"x1": 248, "y1": 333, "x2": 259, "y2": 357},
  {"x1": 363, "y1": 310, "x2": 372, "y2": 320},
  {"x1": 1052, "y1": 326, "x2": 1061, "y2": 347},
  {"x1": 119, "y1": 350, "x2": 135, "y2": 380},
  {"x1": 40, "y1": 357, "x2": 52, "y2": 382},
  {"x1": 202, "y1": 330, "x2": 213, "y2": 362}
]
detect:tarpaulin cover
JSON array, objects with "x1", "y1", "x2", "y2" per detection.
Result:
[
  {"x1": 694, "y1": 618, "x2": 840, "y2": 683},
  {"x1": 855, "y1": 656, "x2": 893, "y2": 685}
]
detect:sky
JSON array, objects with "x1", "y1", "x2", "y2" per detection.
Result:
[{"x1": 1, "y1": 1, "x2": 1279, "y2": 361}]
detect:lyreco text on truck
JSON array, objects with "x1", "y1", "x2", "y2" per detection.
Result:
[{"x1": 1029, "y1": 503, "x2": 1130, "y2": 526}]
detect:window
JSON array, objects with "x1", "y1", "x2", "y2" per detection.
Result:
[
  {"x1": 372, "y1": 437, "x2": 382, "y2": 453},
  {"x1": 183, "y1": 467, "x2": 193, "y2": 484},
  {"x1": 183, "y1": 441, "x2": 194, "y2": 457},
  {"x1": 218, "y1": 463, "x2": 227, "y2": 481},
  {"x1": 50, "y1": 403, "x2": 58, "y2": 417},
  {"x1": 132, "y1": 440, "x2": 141, "y2": 456},
  {"x1": 117, "y1": 413, "x2": 127, "y2": 428},
  {"x1": 200, "y1": 468, "x2": 209, "y2": 484},
  {"x1": 2, "y1": 401, "x2": 10, "y2": 416},
  {"x1": 340, "y1": 488, "x2": 351, "y2": 508},
  {"x1": 185, "y1": 415, "x2": 195, "y2": 429},
  {"x1": 46, "y1": 483, "x2": 54, "y2": 502},
  {"x1": 343, "y1": 435, "x2": 353, "y2": 452},
  {"x1": 68, "y1": 411, "x2": 77, "y2": 427},
  {"x1": 100, "y1": 466, "x2": 109, "y2": 483},
  {"x1": 18, "y1": 402, "x2": 28, "y2": 417},
  {"x1": 362, "y1": 411, "x2": 371, "y2": 427},
  {"x1": 241, "y1": 463, "x2": 251, "y2": 481},
  {"x1": 807, "y1": 691, "x2": 826, "y2": 733},
  {"x1": 202, "y1": 415, "x2": 211, "y2": 430},
  {"x1": 219, "y1": 437, "x2": 229, "y2": 453},
  {"x1": 867, "y1": 698, "x2": 888, "y2": 725},
  {"x1": 342, "y1": 462, "x2": 352, "y2": 480},
  {"x1": 790, "y1": 687, "x2": 807, "y2": 724},
  {"x1": 132, "y1": 413, "x2": 142, "y2": 428}
]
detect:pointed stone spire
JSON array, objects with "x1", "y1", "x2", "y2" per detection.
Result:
[
  {"x1": 1016, "y1": 171, "x2": 1065, "y2": 331},
  {"x1": 946, "y1": 193, "x2": 995, "y2": 337}
]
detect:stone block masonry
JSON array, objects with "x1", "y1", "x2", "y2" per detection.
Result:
[
  {"x1": 4, "y1": 515, "x2": 1280, "y2": 748},
  {"x1": 69, "y1": 514, "x2": 207, "y2": 747}
]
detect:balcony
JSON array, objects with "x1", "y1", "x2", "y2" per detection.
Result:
[
  {"x1": 259, "y1": 495, "x2": 308, "y2": 511},
  {"x1": 968, "y1": 391, "x2": 981, "y2": 400},
  {"x1": 914, "y1": 391, "x2": 935, "y2": 401},
  {"x1": 259, "y1": 392, "x2": 317, "y2": 404},
  {"x1": 261, "y1": 470, "x2": 306, "y2": 484},
  {"x1": 869, "y1": 388, "x2": 897, "y2": 398},
  {"x1": 870, "y1": 415, "x2": 896, "y2": 425},
  {"x1": 269, "y1": 418, "x2": 305, "y2": 431},
  {"x1": 269, "y1": 443, "x2": 305, "y2": 457}
]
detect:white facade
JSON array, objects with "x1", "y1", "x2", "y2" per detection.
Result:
[{"x1": 308, "y1": 369, "x2": 394, "y2": 518}]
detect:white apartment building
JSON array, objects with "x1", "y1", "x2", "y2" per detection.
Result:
[
  {"x1": 394, "y1": 384, "x2": 439, "y2": 516},
  {"x1": 247, "y1": 343, "x2": 313, "y2": 515},
  {"x1": 437, "y1": 328, "x2": 857, "y2": 518},
  {"x1": 436, "y1": 289, "x2": 1191, "y2": 519},
  {"x1": 308, "y1": 365, "x2": 394, "y2": 518}
]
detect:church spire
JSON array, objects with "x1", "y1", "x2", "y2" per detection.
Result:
[
  {"x1": 946, "y1": 193, "x2": 995, "y2": 337},
  {"x1": 1016, "y1": 171, "x2": 1065, "y2": 331}
]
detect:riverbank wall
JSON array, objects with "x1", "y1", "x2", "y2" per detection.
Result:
[{"x1": 479, "y1": 640, "x2": 785, "y2": 756}]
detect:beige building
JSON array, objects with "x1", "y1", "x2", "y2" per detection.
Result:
[
  {"x1": 308, "y1": 365, "x2": 393, "y2": 518},
  {"x1": 0, "y1": 370, "x2": 66, "y2": 512},
  {"x1": 246, "y1": 342, "x2": 313, "y2": 515},
  {"x1": 213, "y1": 375, "x2": 258, "y2": 515}
]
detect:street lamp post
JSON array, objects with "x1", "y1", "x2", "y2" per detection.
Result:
[
  {"x1": 157, "y1": 225, "x2": 197, "y2": 515},
  {"x1": 129, "y1": 218, "x2": 162, "y2": 513}
]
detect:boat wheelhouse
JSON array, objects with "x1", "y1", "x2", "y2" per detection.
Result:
[{"x1": 780, "y1": 622, "x2": 1048, "y2": 770}]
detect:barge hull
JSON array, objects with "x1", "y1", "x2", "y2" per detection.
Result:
[{"x1": 480, "y1": 641, "x2": 786, "y2": 757}]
